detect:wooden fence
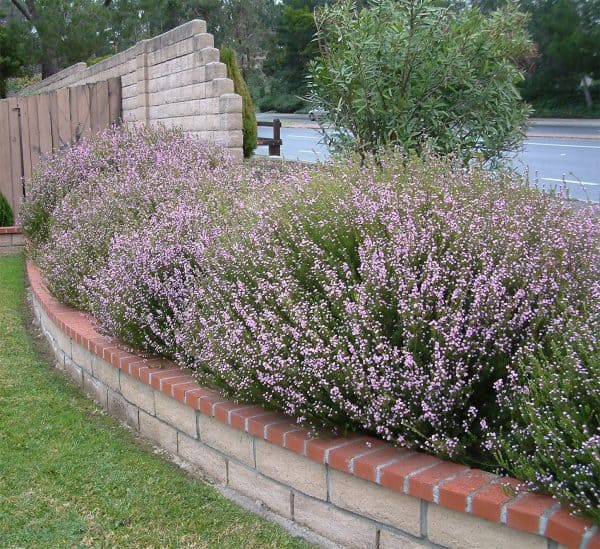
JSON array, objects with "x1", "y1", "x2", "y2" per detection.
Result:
[{"x1": 0, "y1": 78, "x2": 121, "y2": 220}]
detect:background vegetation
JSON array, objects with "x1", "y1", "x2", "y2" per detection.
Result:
[
  {"x1": 221, "y1": 46, "x2": 258, "y2": 158},
  {"x1": 0, "y1": 191, "x2": 14, "y2": 226},
  {"x1": 1, "y1": 0, "x2": 598, "y2": 115}
]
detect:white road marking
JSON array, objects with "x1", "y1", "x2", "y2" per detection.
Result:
[
  {"x1": 526, "y1": 142, "x2": 600, "y2": 149},
  {"x1": 541, "y1": 177, "x2": 599, "y2": 186},
  {"x1": 289, "y1": 135, "x2": 321, "y2": 140}
]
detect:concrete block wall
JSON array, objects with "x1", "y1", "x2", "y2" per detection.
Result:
[
  {"x1": 19, "y1": 21, "x2": 243, "y2": 160},
  {"x1": 27, "y1": 261, "x2": 598, "y2": 549},
  {"x1": 0, "y1": 227, "x2": 24, "y2": 255}
]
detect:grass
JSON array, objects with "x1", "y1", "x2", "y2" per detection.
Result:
[{"x1": 0, "y1": 254, "x2": 311, "y2": 549}]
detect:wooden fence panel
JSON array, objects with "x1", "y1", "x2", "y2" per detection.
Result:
[
  {"x1": 55, "y1": 88, "x2": 71, "y2": 151},
  {"x1": 18, "y1": 97, "x2": 33, "y2": 182},
  {"x1": 0, "y1": 77, "x2": 121, "y2": 221},
  {"x1": 37, "y1": 94, "x2": 53, "y2": 156},
  {"x1": 27, "y1": 96, "x2": 41, "y2": 171},
  {"x1": 49, "y1": 91, "x2": 59, "y2": 152},
  {"x1": 76, "y1": 85, "x2": 92, "y2": 141},
  {"x1": 0, "y1": 101, "x2": 13, "y2": 215},
  {"x1": 92, "y1": 81, "x2": 110, "y2": 133},
  {"x1": 6, "y1": 98, "x2": 23, "y2": 215}
]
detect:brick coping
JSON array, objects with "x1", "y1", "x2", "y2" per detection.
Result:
[
  {"x1": 26, "y1": 261, "x2": 598, "y2": 549},
  {"x1": 0, "y1": 226, "x2": 22, "y2": 234}
]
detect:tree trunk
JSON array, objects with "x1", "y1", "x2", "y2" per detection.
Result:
[
  {"x1": 41, "y1": 56, "x2": 60, "y2": 79},
  {"x1": 582, "y1": 80, "x2": 593, "y2": 107}
]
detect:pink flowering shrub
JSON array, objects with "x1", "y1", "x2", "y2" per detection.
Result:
[
  {"x1": 23, "y1": 126, "x2": 233, "y2": 308},
  {"x1": 85, "y1": 205, "x2": 215, "y2": 357},
  {"x1": 182, "y1": 153, "x2": 599, "y2": 465},
  {"x1": 496, "y1": 325, "x2": 599, "y2": 521},
  {"x1": 84, "y1": 159, "x2": 298, "y2": 357},
  {"x1": 25, "y1": 128, "x2": 599, "y2": 520},
  {"x1": 21, "y1": 126, "x2": 178, "y2": 251}
]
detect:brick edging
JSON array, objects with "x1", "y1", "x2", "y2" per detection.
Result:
[
  {"x1": 0, "y1": 227, "x2": 24, "y2": 255},
  {"x1": 26, "y1": 261, "x2": 598, "y2": 549},
  {"x1": 0, "y1": 226, "x2": 22, "y2": 234}
]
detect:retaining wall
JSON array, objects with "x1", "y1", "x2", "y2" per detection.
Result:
[
  {"x1": 0, "y1": 227, "x2": 23, "y2": 255},
  {"x1": 27, "y1": 261, "x2": 598, "y2": 549},
  {"x1": 19, "y1": 21, "x2": 243, "y2": 159}
]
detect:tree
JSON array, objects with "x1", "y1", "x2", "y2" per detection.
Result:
[
  {"x1": 520, "y1": 0, "x2": 600, "y2": 107},
  {"x1": 265, "y1": 1, "x2": 322, "y2": 89},
  {"x1": 471, "y1": 0, "x2": 600, "y2": 110},
  {"x1": 0, "y1": 12, "x2": 30, "y2": 97},
  {"x1": 260, "y1": 0, "x2": 326, "y2": 111},
  {"x1": 8, "y1": 0, "x2": 114, "y2": 78},
  {"x1": 308, "y1": 0, "x2": 534, "y2": 162},
  {"x1": 221, "y1": 46, "x2": 257, "y2": 158}
]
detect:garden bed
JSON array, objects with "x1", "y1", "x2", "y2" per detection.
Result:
[
  {"x1": 20, "y1": 126, "x2": 599, "y2": 547},
  {"x1": 28, "y1": 260, "x2": 598, "y2": 549}
]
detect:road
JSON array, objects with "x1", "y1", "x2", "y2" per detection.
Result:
[{"x1": 256, "y1": 115, "x2": 600, "y2": 202}]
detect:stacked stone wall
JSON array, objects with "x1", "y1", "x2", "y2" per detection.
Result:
[{"x1": 19, "y1": 21, "x2": 243, "y2": 159}]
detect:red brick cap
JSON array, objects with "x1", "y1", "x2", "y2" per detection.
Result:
[
  {"x1": 0, "y1": 226, "x2": 22, "y2": 234},
  {"x1": 507, "y1": 492, "x2": 557, "y2": 534},
  {"x1": 545, "y1": 508, "x2": 595, "y2": 548},
  {"x1": 408, "y1": 461, "x2": 470, "y2": 501},
  {"x1": 26, "y1": 261, "x2": 597, "y2": 549},
  {"x1": 438, "y1": 469, "x2": 495, "y2": 512},
  {"x1": 471, "y1": 477, "x2": 522, "y2": 523}
]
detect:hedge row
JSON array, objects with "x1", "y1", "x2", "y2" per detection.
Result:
[{"x1": 21, "y1": 126, "x2": 599, "y2": 522}]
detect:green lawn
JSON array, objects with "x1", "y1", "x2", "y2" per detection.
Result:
[{"x1": 0, "y1": 254, "x2": 310, "y2": 548}]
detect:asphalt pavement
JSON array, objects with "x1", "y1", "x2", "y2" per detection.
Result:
[{"x1": 256, "y1": 115, "x2": 600, "y2": 202}]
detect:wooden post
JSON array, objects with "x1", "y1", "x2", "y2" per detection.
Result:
[{"x1": 270, "y1": 118, "x2": 281, "y2": 156}]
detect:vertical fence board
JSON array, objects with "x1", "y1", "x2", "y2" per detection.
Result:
[
  {"x1": 69, "y1": 87, "x2": 80, "y2": 142},
  {"x1": 0, "y1": 100, "x2": 14, "y2": 215},
  {"x1": 77, "y1": 85, "x2": 92, "y2": 141},
  {"x1": 49, "y1": 91, "x2": 59, "y2": 151},
  {"x1": 26, "y1": 96, "x2": 41, "y2": 175},
  {"x1": 37, "y1": 94, "x2": 53, "y2": 155},
  {"x1": 93, "y1": 81, "x2": 110, "y2": 132},
  {"x1": 17, "y1": 98, "x2": 32, "y2": 182},
  {"x1": 89, "y1": 83, "x2": 99, "y2": 133},
  {"x1": 7, "y1": 98, "x2": 23, "y2": 216},
  {"x1": 108, "y1": 77, "x2": 122, "y2": 125},
  {"x1": 55, "y1": 88, "x2": 71, "y2": 150}
]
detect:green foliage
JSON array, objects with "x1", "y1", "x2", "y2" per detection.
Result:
[
  {"x1": 0, "y1": 11, "x2": 31, "y2": 97},
  {"x1": 519, "y1": 0, "x2": 600, "y2": 108},
  {"x1": 530, "y1": 92, "x2": 600, "y2": 119},
  {"x1": 251, "y1": 74, "x2": 307, "y2": 113},
  {"x1": 221, "y1": 46, "x2": 257, "y2": 158},
  {"x1": 308, "y1": 0, "x2": 533, "y2": 162},
  {"x1": 262, "y1": 0, "x2": 325, "y2": 105},
  {"x1": 0, "y1": 191, "x2": 14, "y2": 227},
  {"x1": 495, "y1": 329, "x2": 600, "y2": 523},
  {"x1": 471, "y1": 0, "x2": 600, "y2": 113},
  {"x1": 5, "y1": 73, "x2": 41, "y2": 96}
]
